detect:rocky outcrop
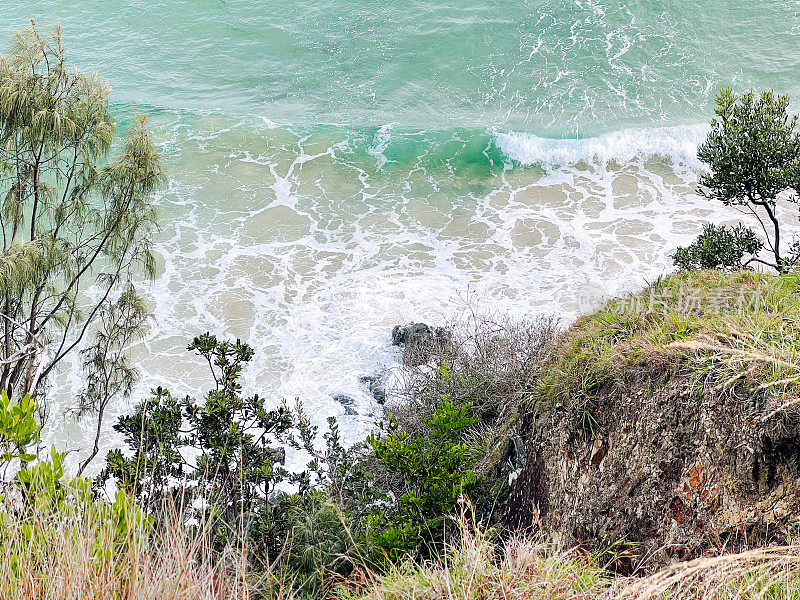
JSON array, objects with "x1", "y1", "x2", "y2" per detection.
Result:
[
  {"x1": 391, "y1": 322, "x2": 449, "y2": 366},
  {"x1": 333, "y1": 394, "x2": 358, "y2": 415},
  {"x1": 505, "y1": 371, "x2": 800, "y2": 572},
  {"x1": 359, "y1": 375, "x2": 387, "y2": 404}
]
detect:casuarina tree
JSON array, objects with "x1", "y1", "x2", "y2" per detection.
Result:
[{"x1": 0, "y1": 21, "x2": 164, "y2": 420}]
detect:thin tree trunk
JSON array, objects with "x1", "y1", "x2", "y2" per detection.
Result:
[{"x1": 78, "y1": 400, "x2": 105, "y2": 476}]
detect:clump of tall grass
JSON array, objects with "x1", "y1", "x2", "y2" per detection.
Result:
[
  {"x1": 349, "y1": 511, "x2": 610, "y2": 600},
  {"x1": 348, "y1": 511, "x2": 800, "y2": 600},
  {"x1": 0, "y1": 494, "x2": 257, "y2": 600},
  {"x1": 616, "y1": 546, "x2": 800, "y2": 600}
]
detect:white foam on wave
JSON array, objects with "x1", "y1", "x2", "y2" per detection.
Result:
[
  {"x1": 495, "y1": 124, "x2": 709, "y2": 171},
  {"x1": 366, "y1": 124, "x2": 394, "y2": 171}
]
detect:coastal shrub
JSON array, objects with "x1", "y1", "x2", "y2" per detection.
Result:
[
  {"x1": 367, "y1": 399, "x2": 485, "y2": 562},
  {"x1": 101, "y1": 386, "x2": 183, "y2": 510},
  {"x1": 362, "y1": 315, "x2": 559, "y2": 564},
  {"x1": 5, "y1": 448, "x2": 151, "y2": 585},
  {"x1": 0, "y1": 391, "x2": 38, "y2": 471},
  {"x1": 395, "y1": 315, "x2": 556, "y2": 476},
  {"x1": 105, "y1": 335, "x2": 389, "y2": 595},
  {"x1": 673, "y1": 223, "x2": 763, "y2": 271},
  {"x1": 103, "y1": 333, "x2": 294, "y2": 557},
  {"x1": 697, "y1": 89, "x2": 800, "y2": 272},
  {"x1": 281, "y1": 411, "x2": 383, "y2": 595},
  {"x1": 291, "y1": 411, "x2": 382, "y2": 516}
]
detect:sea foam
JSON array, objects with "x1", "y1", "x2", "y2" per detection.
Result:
[{"x1": 495, "y1": 124, "x2": 710, "y2": 171}]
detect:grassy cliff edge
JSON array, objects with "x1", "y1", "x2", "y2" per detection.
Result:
[{"x1": 508, "y1": 269, "x2": 800, "y2": 570}]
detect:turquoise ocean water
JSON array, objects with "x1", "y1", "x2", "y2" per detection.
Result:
[{"x1": 4, "y1": 1, "x2": 800, "y2": 462}]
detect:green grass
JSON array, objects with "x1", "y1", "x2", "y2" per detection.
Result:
[{"x1": 535, "y1": 269, "x2": 800, "y2": 420}]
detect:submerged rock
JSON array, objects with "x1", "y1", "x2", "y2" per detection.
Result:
[
  {"x1": 332, "y1": 394, "x2": 357, "y2": 415},
  {"x1": 359, "y1": 375, "x2": 387, "y2": 404},
  {"x1": 391, "y1": 322, "x2": 449, "y2": 366}
]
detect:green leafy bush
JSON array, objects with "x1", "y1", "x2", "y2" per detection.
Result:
[
  {"x1": 101, "y1": 386, "x2": 183, "y2": 509},
  {"x1": 8, "y1": 448, "x2": 151, "y2": 580},
  {"x1": 673, "y1": 223, "x2": 763, "y2": 271},
  {"x1": 0, "y1": 391, "x2": 38, "y2": 469},
  {"x1": 697, "y1": 89, "x2": 800, "y2": 272},
  {"x1": 103, "y1": 333, "x2": 294, "y2": 555},
  {"x1": 277, "y1": 410, "x2": 382, "y2": 595},
  {"x1": 103, "y1": 332, "x2": 512, "y2": 589},
  {"x1": 368, "y1": 399, "x2": 484, "y2": 561}
]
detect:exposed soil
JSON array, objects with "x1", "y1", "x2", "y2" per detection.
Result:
[{"x1": 505, "y1": 367, "x2": 800, "y2": 573}]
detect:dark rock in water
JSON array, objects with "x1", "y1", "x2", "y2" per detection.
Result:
[
  {"x1": 333, "y1": 393, "x2": 353, "y2": 405},
  {"x1": 359, "y1": 375, "x2": 387, "y2": 405},
  {"x1": 333, "y1": 394, "x2": 357, "y2": 415},
  {"x1": 391, "y1": 322, "x2": 430, "y2": 346},
  {"x1": 370, "y1": 382, "x2": 386, "y2": 405},
  {"x1": 391, "y1": 322, "x2": 449, "y2": 366}
]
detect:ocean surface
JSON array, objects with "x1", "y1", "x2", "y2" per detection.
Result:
[{"x1": 4, "y1": 1, "x2": 800, "y2": 465}]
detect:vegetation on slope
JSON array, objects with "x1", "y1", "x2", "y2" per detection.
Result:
[{"x1": 536, "y1": 268, "x2": 800, "y2": 423}]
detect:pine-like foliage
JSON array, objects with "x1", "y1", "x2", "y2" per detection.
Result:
[{"x1": 0, "y1": 21, "x2": 165, "y2": 414}]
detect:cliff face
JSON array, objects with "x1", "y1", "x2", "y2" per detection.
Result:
[{"x1": 504, "y1": 270, "x2": 800, "y2": 572}]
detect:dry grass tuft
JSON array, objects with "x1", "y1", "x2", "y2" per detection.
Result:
[
  {"x1": 1, "y1": 497, "x2": 798, "y2": 600},
  {"x1": 615, "y1": 546, "x2": 800, "y2": 600},
  {"x1": 350, "y1": 515, "x2": 800, "y2": 600},
  {"x1": 387, "y1": 312, "x2": 558, "y2": 476},
  {"x1": 0, "y1": 500, "x2": 261, "y2": 600},
  {"x1": 354, "y1": 530, "x2": 608, "y2": 600}
]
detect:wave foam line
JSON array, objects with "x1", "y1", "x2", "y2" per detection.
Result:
[{"x1": 495, "y1": 124, "x2": 710, "y2": 169}]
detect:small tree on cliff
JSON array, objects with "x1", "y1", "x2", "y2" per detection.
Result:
[
  {"x1": 0, "y1": 21, "x2": 164, "y2": 415},
  {"x1": 103, "y1": 334, "x2": 295, "y2": 553},
  {"x1": 695, "y1": 89, "x2": 800, "y2": 272}
]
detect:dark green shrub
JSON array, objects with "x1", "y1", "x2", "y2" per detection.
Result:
[
  {"x1": 697, "y1": 89, "x2": 800, "y2": 272},
  {"x1": 103, "y1": 333, "x2": 294, "y2": 556},
  {"x1": 283, "y1": 411, "x2": 382, "y2": 595},
  {"x1": 367, "y1": 399, "x2": 484, "y2": 561},
  {"x1": 673, "y1": 223, "x2": 763, "y2": 271},
  {"x1": 101, "y1": 386, "x2": 183, "y2": 510}
]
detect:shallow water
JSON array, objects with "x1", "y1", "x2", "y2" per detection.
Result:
[{"x1": 4, "y1": 1, "x2": 799, "y2": 467}]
